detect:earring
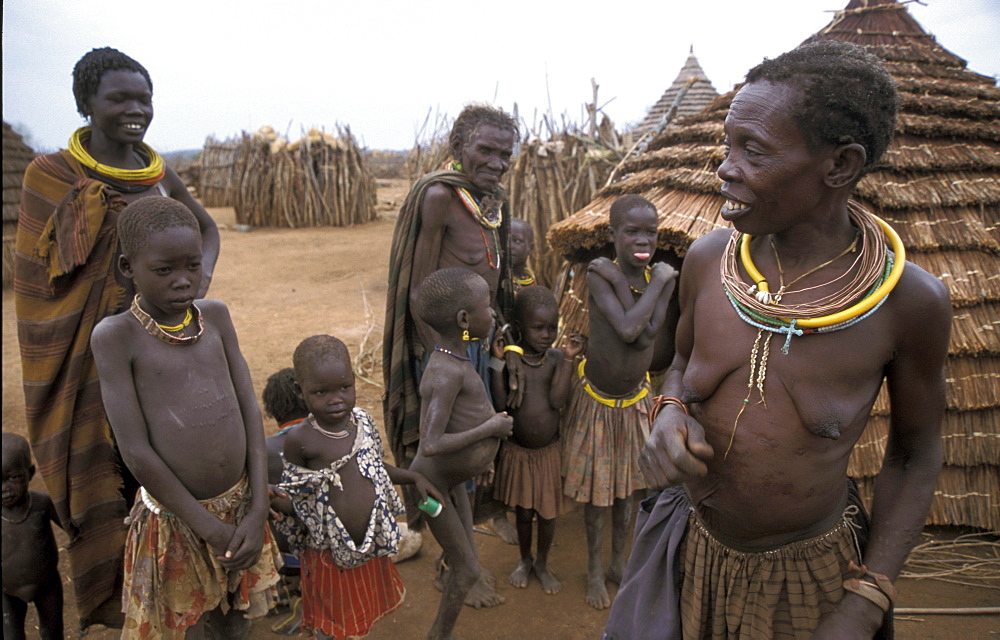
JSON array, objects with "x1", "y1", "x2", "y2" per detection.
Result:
[
  {"x1": 462, "y1": 330, "x2": 470, "y2": 341},
  {"x1": 455, "y1": 162, "x2": 464, "y2": 171}
]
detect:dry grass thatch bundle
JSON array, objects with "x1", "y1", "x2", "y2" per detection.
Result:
[
  {"x1": 546, "y1": 0, "x2": 1000, "y2": 530},
  {"x1": 197, "y1": 126, "x2": 378, "y2": 228},
  {"x1": 507, "y1": 114, "x2": 622, "y2": 287},
  {"x1": 3, "y1": 122, "x2": 35, "y2": 288}
]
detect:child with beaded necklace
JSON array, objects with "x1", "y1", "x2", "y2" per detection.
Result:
[
  {"x1": 490, "y1": 286, "x2": 581, "y2": 595},
  {"x1": 270, "y1": 335, "x2": 441, "y2": 639},
  {"x1": 407, "y1": 267, "x2": 514, "y2": 639},
  {"x1": 561, "y1": 194, "x2": 677, "y2": 610},
  {"x1": 91, "y1": 196, "x2": 281, "y2": 639}
]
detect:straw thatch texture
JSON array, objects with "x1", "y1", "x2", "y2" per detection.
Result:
[
  {"x1": 632, "y1": 48, "x2": 721, "y2": 142},
  {"x1": 3, "y1": 121, "x2": 35, "y2": 288},
  {"x1": 547, "y1": 0, "x2": 1000, "y2": 529},
  {"x1": 194, "y1": 137, "x2": 242, "y2": 207},
  {"x1": 199, "y1": 126, "x2": 377, "y2": 228},
  {"x1": 506, "y1": 116, "x2": 621, "y2": 287}
]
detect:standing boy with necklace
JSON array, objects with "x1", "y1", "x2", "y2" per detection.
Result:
[
  {"x1": 91, "y1": 197, "x2": 281, "y2": 639},
  {"x1": 408, "y1": 267, "x2": 514, "y2": 639},
  {"x1": 562, "y1": 194, "x2": 677, "y2": 609}
]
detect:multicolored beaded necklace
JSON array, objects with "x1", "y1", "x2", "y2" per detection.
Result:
[
  {"x1": 513, "y1": 267, "x2": 536, "y2": 289},
  {"x1": 434, "y1": 346, "x2": 471, "y2": 361},
  {"x1": 130, "y1": 295, "x2": 204, "y2": 345},
  {"x1": 718, "y1": 206, "x2": 905, "y2": 457},
  {"x1": 613, "y1": 260, "x2": 652, "y2": 295},
  {"x1": 453, "y1": 177, "x2": 502, "y2": 270}
]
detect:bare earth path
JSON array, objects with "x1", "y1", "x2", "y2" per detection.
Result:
[{"x1": 2, "y1": 180, "x2": 996, "y2": 638}]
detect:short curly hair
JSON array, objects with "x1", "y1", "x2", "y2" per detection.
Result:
[
  {"x1": 117, "y1": 197, "x2": 199, "y2": 259},
  {"x1": 745, "y1": 40, "x2": 898, "y2": 176},
  {"x1": 449, "y1": 103, "x2": 519, "y2": 160},
  {"x1": 609, "y1": 194, "x2": 656, "y2": 229},
  {"x1": 415, "y1": 267, "x2": 486, "y2": 334},
  {"x1": 262, "y1": 367, "x2": 309, "y2": 424},
  {"x1": 73, "y1": 47, "x2": 153, "y2": 118},
  {"x1": 513, "y1": 285, "x2": 558, "y2": 327},
  {"x1": 293, "y1": 335, "x2": 352, "y2": 381}
]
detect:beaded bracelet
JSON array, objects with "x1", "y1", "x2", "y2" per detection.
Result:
[{"x1": 503, "y1": 345, "x2": 525, "y2": 356}]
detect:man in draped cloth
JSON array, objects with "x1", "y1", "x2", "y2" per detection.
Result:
[
  {"x1": 13, "y1": 47, "x2": 220, "y2": 629},
  {"x1": 604, "y1": 41, "x2": 951, "y2": 640},
  {"x1": 383, "y1": 103, "x2": 524, "y2": 609}
]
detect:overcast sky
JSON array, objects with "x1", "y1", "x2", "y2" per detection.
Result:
[{"x1": 3, "y1": 0, "x2": 997, "y2": 154}]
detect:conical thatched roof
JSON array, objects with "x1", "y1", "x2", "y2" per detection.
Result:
[
  {"x1": 548, "y1": 0, "x2": 1000, "y2": 530},
  {"x1": 3, "y1": 121, "x2": 34, "y2": 228},
  {"x1": 631, "y1": 47, "x2": 720, "y2": 141}
]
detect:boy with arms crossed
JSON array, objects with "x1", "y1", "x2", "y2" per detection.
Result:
[
  {"x1": 92, "y1": 197, "x2": 280, "y2": 639},
  {"x1": 562, "y1": 194, "x2": 677, "y2": 609},
  {"x1": 408, "y1": 267, "x2": 514, "y2": 639},
  {"x1": 3, "y1": 433, "x2": 63, "y2": 640},
  {"x1": 491, "y1": 286, "x2": 580, "y2": 594}
]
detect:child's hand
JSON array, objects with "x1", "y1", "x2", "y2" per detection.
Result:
[
  {"x1": 490, "y1": 330, "x2": 508, "y2": 359},
  {"x1": 219, "y1": 517, "x2": 265, "y2": 571},
  {"x1": 489, "y1": 412, "x2": 514, "y2": 439},
  {"x1": 476, "y1": 461, "x2": 496, "y2": 488},
  {"x1": 268, "y1": 486, "x2": 293, "y2": 520},
  {"x1": 588, "y1": 256, "x2": 616, "y2": 278},
  {"x1": 204, "y1": 520, "x2": 238, "y2": 558},
  {"x1": 564, "y1": 333, "x2": 587, "y2": 359},
  {"x1": 412, "y1": 473, "x2": 446, "y2": 508},
  {"x1": 651, "y1": 262, "x2": 678, "y2": 283}
]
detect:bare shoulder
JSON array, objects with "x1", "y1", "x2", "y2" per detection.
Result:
[
  {"x1": 889, "y1": 260, "x2": 952, "y2": 333},
  {"x1": 420, "y1": 183, "x2": 458, "y2": 221},
  {"x1": 686, "y1": 228, "x2": 732, "y2": 264},
  {"x1": 196, "y1": 298, "x2": 234, "y2": 325},
  {"x1": 91, "y1": 310, "x2": 137, "y2": 354},
  {"x1": 421, "y1": 357, "x2": 465, "y2": 395}
]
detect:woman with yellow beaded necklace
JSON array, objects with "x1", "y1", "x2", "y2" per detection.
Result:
[
  {"x1": 13, "y1": 47, "x2": 220, "y2": 630},
  {"x1": 609, "y1": 42, "x2": 951, "y2": 640}
]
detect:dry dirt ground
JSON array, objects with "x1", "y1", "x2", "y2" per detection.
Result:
[{"x1": 3, "y1": 179, "x2": 997, "y2": 638}]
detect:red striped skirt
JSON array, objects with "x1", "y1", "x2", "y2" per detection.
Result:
[{"x1": 300, "y1": 547, "x2": 405, "y2": 638}]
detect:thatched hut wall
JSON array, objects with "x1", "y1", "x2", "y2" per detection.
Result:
[
  {"x1": 506, "y1": 116, "x2": 622, "y2": 288},
  {"x1": 546, "y1": 0, "x2": 1000, "y2": 530},
  {"x1": 3, "y1": 122, "x2": 35, "y2": 288},
  {"x1": 201, "y1": 127, "x2": 378, "y2": 228},
  {"x1": 195, "y1": 137, "x2": 242, "y2": 207}
]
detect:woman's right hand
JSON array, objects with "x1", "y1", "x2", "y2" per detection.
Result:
[{"x1": 639, "y1": 405, "x2": 714, "y2": 489}]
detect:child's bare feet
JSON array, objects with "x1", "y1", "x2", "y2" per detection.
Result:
[
  {"x1": 508, "y1": 558, "x2": 533, "y2": 588},
  {"x1": 489, "y1": 513, "x2": 519, "y2": 545},
  {"x1": 586, "y1": 570, "x2": 611, "y2": 609},
  {"x1": 435, "y1": 562, "x2": 506, "y2": 608},
  {"x1": 606, "y1": 562, "x2": 624, "y2": 585},
  {"x1": 533, "y1": 563, "x2": 562, "y2": 595},
  {"x1": 465, "y1": 570, "x2": 505, "y2": 608}
]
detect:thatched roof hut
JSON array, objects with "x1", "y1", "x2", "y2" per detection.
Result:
[
  {"x1": 547, "y1": 0, "x2": 1000, "y2": 530},
  {"x1": 3, "y1": 121, "x2": 35, "y2": 288},
  {"x1": 631, "y1": 47, "x2": 720, "y2": 141},
  {"x1": 196, "y1": 126, "x2": 378, "y2": 228}
]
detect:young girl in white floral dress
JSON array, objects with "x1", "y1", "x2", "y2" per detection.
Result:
[{"x1": 271, "y1": 335, "x2": 441, "y2": 639}]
